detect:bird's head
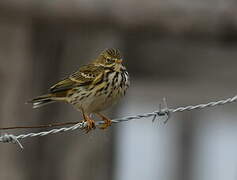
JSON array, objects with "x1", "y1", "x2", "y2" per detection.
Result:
[{"x1": 94, "y1": 48, "x2": 124, "y2": 70}]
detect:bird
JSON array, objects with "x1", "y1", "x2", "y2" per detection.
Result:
[{"x1": 28, "y1": 48, "x2": 130, "y2": 132}]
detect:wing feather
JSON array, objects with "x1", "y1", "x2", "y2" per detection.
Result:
[{"x1": 50, "y1": 64, "x2": 103, "y2": 93}]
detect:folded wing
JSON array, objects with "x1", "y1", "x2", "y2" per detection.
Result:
[{"x1": 50, "y1": 64, "x2": 104, "y2": 93}]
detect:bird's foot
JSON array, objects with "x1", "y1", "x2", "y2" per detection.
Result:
[
  {"x1": 96, "y1": 113, "x2": 112, "y2": 130},
  {"x1": 81, "y1": 117, "x2": 96, "y2": 133}
]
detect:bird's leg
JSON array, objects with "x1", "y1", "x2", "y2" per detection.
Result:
[
  {"x1": 81, "y1": 109, "x2": 95, "y2": 133},
  {"x1": 95, "y1": 113, "x2": 112, "y2": 129}
]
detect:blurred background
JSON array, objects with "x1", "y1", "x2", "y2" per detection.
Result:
[{"x1": 1, "y1": 0, "x2": 237, "y2": 180}]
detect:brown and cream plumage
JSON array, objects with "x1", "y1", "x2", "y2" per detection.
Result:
[{"x1": 29, "y1": 48, "x2": 130, "y2": 132}]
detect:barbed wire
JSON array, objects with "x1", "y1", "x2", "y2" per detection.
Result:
[{"x1": 1, "y1": 94, "x2": 237, "y2": 149}]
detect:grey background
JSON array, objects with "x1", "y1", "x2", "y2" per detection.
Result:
[{"x1": 0, "y1": 1, "x2": 237, "y2": 180}]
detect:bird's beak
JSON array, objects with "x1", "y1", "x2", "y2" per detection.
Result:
[{"x1": 116, "y1": 59, "x2": 123, "y2": 64}]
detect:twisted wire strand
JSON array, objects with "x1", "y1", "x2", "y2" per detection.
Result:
[{"x1": 1, "y1": 94, "x2": 237, "y2": 149}]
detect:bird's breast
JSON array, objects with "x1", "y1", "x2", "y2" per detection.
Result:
[{"x1": 69, "y1": 69, "x2": 129, "y2": 113}]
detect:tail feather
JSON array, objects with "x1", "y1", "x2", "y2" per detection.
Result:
[{"x1": 28, "y1": 94, "x2": 56, "y2": 108}]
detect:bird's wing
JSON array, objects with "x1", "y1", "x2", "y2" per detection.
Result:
[{"x1": 50, "y1": 64, "x2": 104, "y2": 93}]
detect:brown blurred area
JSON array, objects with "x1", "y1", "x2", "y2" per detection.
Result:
[{"x1": 0, "y1": 1, "x2": 237, "y2": 180}]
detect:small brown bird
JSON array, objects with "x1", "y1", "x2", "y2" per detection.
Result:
[{"x1": 29, "y1": 48, "x2": 130, "y2": 132}]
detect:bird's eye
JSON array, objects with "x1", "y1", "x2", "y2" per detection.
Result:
[{"x1": 106, "y1": 58, "x2": 112, "y2": 63}]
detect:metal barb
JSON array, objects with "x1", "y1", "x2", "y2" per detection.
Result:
[
  {"x1": 152, "y1": 104, "x2": 161, "y2": 122},
  {"x1": 161, "y1": 97, "x2": 170, "y2": 124},
  {"x1": 152, "y1": 98, "x2": 171, "y2": 123},
  {"x1": 0, "y1": 134, "x2": 24, "y2": 149}
]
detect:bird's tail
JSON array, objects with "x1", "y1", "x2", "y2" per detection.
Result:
[{"x1": 28, "y1": 94, "x2": 57, "y2": 108}]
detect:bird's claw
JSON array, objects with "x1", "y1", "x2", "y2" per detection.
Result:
[
  {"x1": 81, "y1": 119, "x2": 96, "y2": 133},
  {"x1": 99, "y1": 119, "x2": 112, "y2": 129}
]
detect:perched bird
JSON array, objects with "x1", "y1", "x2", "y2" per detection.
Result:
[{"x1": 29, "y1": 48, "x2": 130, "y2": 132}]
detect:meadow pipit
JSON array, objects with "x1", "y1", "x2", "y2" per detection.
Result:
[{"x1": 29, "y1": 48, "x2": 130, "y2": 132}]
